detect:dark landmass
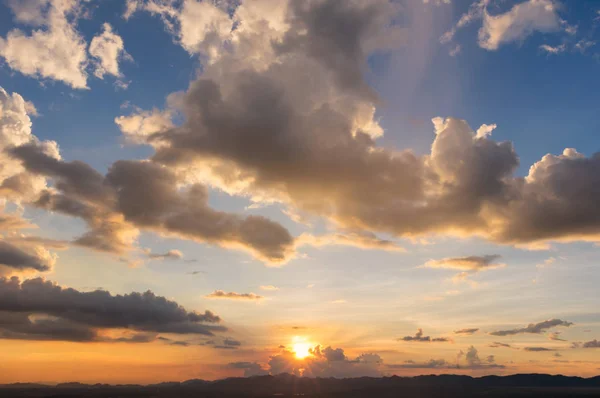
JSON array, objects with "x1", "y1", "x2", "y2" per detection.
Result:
[{"x1": 2, "y1": 374, "x2": 600, "y2": 397}]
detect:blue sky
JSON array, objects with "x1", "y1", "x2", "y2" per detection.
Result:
[{"x1": 0, "y1": 0, "x2": 599, "y2": 383}]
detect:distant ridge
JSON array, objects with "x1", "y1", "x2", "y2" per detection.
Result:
[{"x1": 2, "y1": 373, "x2": 600, "y2": 397}]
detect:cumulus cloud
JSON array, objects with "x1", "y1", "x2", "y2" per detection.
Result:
[
  {"x1": 0, "y1": 0, "x2": 89, "y2": 88},
  {"x1": 399, "y1": 328, "x2": 450, "y2": 343},
  {"x1": 89, "y1": 23, "x2": 131, "y2": 79},
  {"x1": 460, "y1": 346, "x2": 505, "y2": 369},
  {"x1": 109, "y1": 0, "x2": 600, "y2": 251},
  {"x1": 0, "y1": 277, "x2": 224, "y2": 342},
  {"x1": 8, "y1": 141, "x2": 296, "y2": 263},
  {"x1": 205, "y1": 290, "x2": 264, "y2": 301},
  {"x1": 454, "y1": 328, "x2": 479, "y2": 335},
  {"x1": 262, "y1": 345, "x2": 383, "y2": 378},
  {"x1": 490, "y1": 319, "x2": 573, "y2": 336}
]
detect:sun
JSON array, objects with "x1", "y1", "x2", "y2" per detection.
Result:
[{"x1": 291, "y1": 337, "x2": 313, "y2": 359}]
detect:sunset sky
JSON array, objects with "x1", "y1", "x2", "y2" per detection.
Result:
[{"x1": 1, "y1": 0, "x2": 599, "y2": 384}]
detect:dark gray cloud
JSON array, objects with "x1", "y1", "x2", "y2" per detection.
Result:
[
  {"x1": 9, "y1": 143, "x2": 296, "y2": 263},
  {"x1": 0, "y1": 277, "x2": 224, "y2": 342},
  {"x1": 0, "y1": 240, "x2": 54, "y2": 272},
  {"x1": 490, "y1": 319, "x2": 573, "y2": 336},
  {"x1": 454, "y1": 328, "x2": 479, "y2": 335},
  {"x1": 399, "y1": 328, "x2": 450, "y2": 343},
  {"x1": 524, "y1": 347, "x2": 556, "y2": 352},
  {"x1": 489, "y1": 342, "x2": 513, "y2": 348},
  {"x1": 205, "y1": 290, "x2": 264, "y2": 300},
  {"x1": 581, "y1": 339, "x2": 600, "y2": 348},
  {"x1": 388, "y1": 359, "x2": 450, "y2": 369},
  {"x1": 228, "y1": 362, "x2": 269, "y2": 377}
]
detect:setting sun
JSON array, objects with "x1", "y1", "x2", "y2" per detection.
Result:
[{"x1": 292, "y1": 337, "x2": 313, "y2": 359}]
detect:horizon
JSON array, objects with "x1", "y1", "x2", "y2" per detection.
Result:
[
  {"x1": 4, "y1": 372, "x2": 600, "y2": 387},
  {"x1": 0, "y1": 0, "x2": 599, "y2": 386}
]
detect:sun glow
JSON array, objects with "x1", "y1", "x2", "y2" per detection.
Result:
[{"x1": 292, "y1": 337, "x2": 312, "y2": 359}]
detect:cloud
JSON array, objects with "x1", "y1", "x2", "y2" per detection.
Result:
[
  {"x1": 548, "y1": 332, "x2": 566, "y2": 341},
  {"x1": 117, "y1": 0, "x2": 600, "y2": 251},
  {"x1": 260, "y1": 285, "x2": 279, "y2": 291},
  {"x1": 478, "y1": 0, "x2": 563, "y2": 50},
  {"x1": 442, "y1": 0, "x2": 567, "y2": 52},
  {"x1": 490, "y1": 319, "x2": 573, "y2": 336},
  {"x1": 89, "y1": 23, "x2": 131, "y2": 79},
  {"x1": 115, "y1": 107, "x2": 174, "y2": 145},
  {"x1": 228, "y1": 361, "x2": 269, "y2": 377},
  {"x1": 297, "y1": 231, "x2": 404, "y2": 252},
  {"x1": 580, "y1": 340, "x2": 600, "y2": 348},
  {"x1": 146, "y1": 249, "x2": 184, "y2": 261},
  {"x1": 461, "y1": 346, "x2": 505, "y2": 369},
  {"x1": 423, "y1": 255, "x2": 504, "y2": 272},
  {"x1": 0, "y1": 277, "x2": 224, "y2": 342},
  {"x1": 454, "y1": 328, "x2": 479, "y2": 335},
  {"x1": 475, "y1": 123, "x2": 497, "y2": 139},
  {"x1": 205, "y1": 290, "x2": 264, "y2": 301},
  {"x1": 540, "y1": 43, "x2": 566, "y2": 54},
  {"x1": 8, "y1": 142, "x2": 296, "y2": 263},
  {"x1": 399, "y1": 328, "x2": 450, "y2": 343},
  {"x1": 0, "y1": 0, "x2": 88, "y2": 88},
  {"x1": 388, "y1": 359, "x2": 450, "y2": 369},
  {"x1": 0, "y1": 240, "x2": 56, "y2": 274},
  {"x1": 489, "y1": 342, "x2": 513, "y2": 348},
  {"x1": 423, "y1": 255, "x2": 504, "y2": 285},
  {"x1": 524, "y1": 346, "x2": 555, "y2": 352},
  {"x1": 265, "y1": 345, "x2": 383, "y2": 378},
  {"x1": 390, "y1": 347, "x2": 504, "y2": 371}
]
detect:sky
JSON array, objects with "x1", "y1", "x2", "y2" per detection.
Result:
[{"x1": 0, "y1": 0, "x2": 599, "y2": 384}]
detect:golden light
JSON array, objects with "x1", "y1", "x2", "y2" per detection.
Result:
[{"x1": 291, "y1": 336, "x2": 312, "y2": 359}]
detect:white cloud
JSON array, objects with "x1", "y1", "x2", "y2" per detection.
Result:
[
  {"x1": 475, "y1": 123, "x2": 497, "y2": 139},
  {"x1": 479, "y1": 0, "x2": 563, "y2": 50},
  {"x1": 0, "y1": 0, "x2": 89, "y2": 89},
  {"x1": 141, "y1": 0, "x2": 233, "y2": 60},
  {"x1": 89, "y1": 23, "x2": 131, "y2": 79},
  {"x1": 442, "y1": 0, "x2": 568, "y2": 52},
  {"x1": 539, "y1": 43, "x2": 566, "y2": 54},
  {"x1": 115, "y1": 108, "x2": 174, "y2": 144}
]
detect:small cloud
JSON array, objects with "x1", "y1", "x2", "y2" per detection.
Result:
[
  {"x1": 490, "y1": 319, "x2": 573, "y2": 336},
  {"x1": 524, "y1": 347, "x2": 555, "y2": 352},
  {"x1": 205, "y1": 290, "x2": 264, "y2": 301},
  {"x1": 260, "y1": 285, "x2": 280, "y2": 291},
  {"x1": 399, "y1": 328, "x2": 450, "y2": 343},
  {"x1": 331, "y1": 299, "x2": 347, "y2": 304},
  {"x1": 539, "y1": 44, "x2": 566, "y2": 55},
  {"x1": 454, "y1": 328, "x2": 479, "y2": 335}
]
